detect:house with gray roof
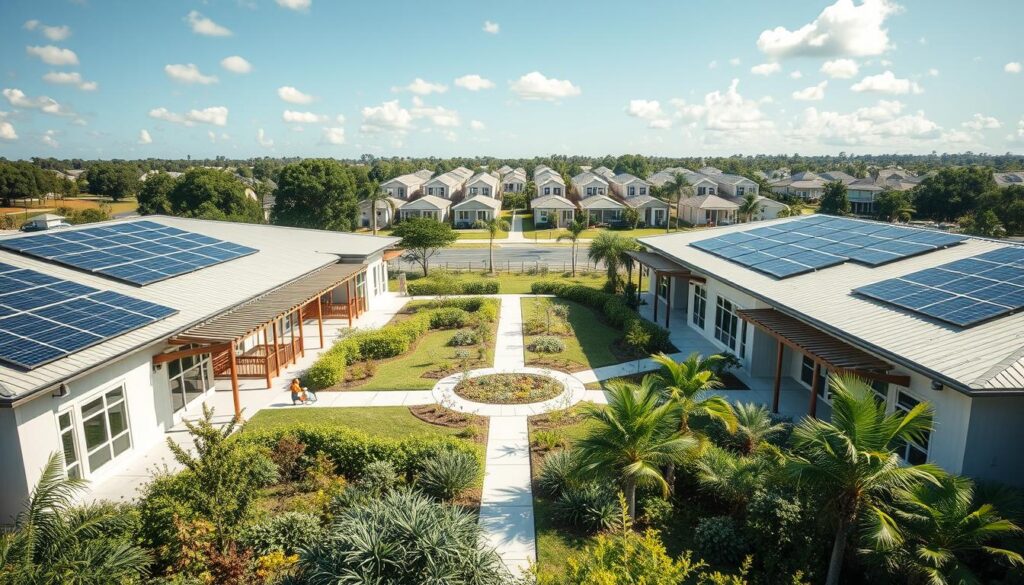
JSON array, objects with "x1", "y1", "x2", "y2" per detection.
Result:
[
  {"x1": 678, "y1": 193, "x2": 739, "y2": 225},
  {"x1": 579, "y1": 194, "x2": 625, "y2": 224},
  {"x1": 530, "y1": 194, "x2": 577, "y2": 228},
  {"x1": 452, "y1": 195, "x2": 502, "y2": 228},
  {"x1": 422, "y1": 167, "x2": 472, "y2": 199},
  {"x1": 570, "y1": 171, "x2": 609, "y2": 199},
  {"x1": 381, "y1": 170, "x2": 433, "y2": 200},
  {"x1": 465, "y1": 172, "x2": 501, "y2": 199},
  {"x1": 609, "y1": 173, "x2": 651, "y2": 199},
  {"x1": 399, "y1": 194, "x2": 452, "y2": 221},
  {"x1": 624, "y1": 194, "x2": 670, "y2": 227}
]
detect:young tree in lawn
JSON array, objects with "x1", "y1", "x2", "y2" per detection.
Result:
[
  {"x1": 819, "y1": 180, "x2": 851, "y2": 216},
  {"x1": 474, "y1": 215, "x2": 510, "y2": 274},
  {"x1": 622, "y1": 206, "x2": 641, "y2": 230},
  {"x1": 556, "y1": 217, "x2": 588, "y2": 276},
  {"x1": 391, "y1": 217, "x2": 458, "y2": 276},
  {"x1": 587, "y1": 231, "x2": 639, "y2": 293}
]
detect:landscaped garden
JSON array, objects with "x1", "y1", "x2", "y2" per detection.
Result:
[
  {"x1": 302, "y1": 297, "x2": 500, "y2": 391},
  {"x1": 522, "y1": 297, "x2": 628, "y2": 371},
  {"x1": 454, "y1": 373, "x2": 563, "y2": 404},
  {"x1": 391, "y1": 269, "x2": 608, "y2": 294}
]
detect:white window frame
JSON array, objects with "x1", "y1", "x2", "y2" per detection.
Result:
[
  {"x1": 692, "y1": 284, "x2": 707, "y2": 330},
  {"x1": 639, "y1": 187, "x2": 647, "y2": 195},
  {"x1": 628, "y1": 186, "x2": 636, "y2": 196},
  {"x1": 56, "y1": 409, "x2": 82, "y2": 479},
  {"x1": 714, "y1": 296, "x2": 739, "y2": 351},
  {"x1": 167, "y1": 349, "x2": 213, "y2": 415},
  {"x1": 894, "y1": 392, "x2": 930, "y2": 464},
  {"x1": 79, "y1": 384, "x2": 132, "y2": 475}
]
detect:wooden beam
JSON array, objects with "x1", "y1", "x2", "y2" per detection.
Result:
[
  {"x1": 297, "y1": 308, "x2": 305, "y2": 358},
  {"x1": 229, "y1": 341, "x2": 241, "y2": 420},
  {"x1": 153, "y1": 343, "x2": 231, "y2": 364},
  {"x1": 316, "y1": 296, "x2": 324, "y2": 349},
  {"x1": 808, "y1": 363, "x2": 820, "y2": 419},
  {"x1": 347, "y1": 280, "x2": 354, "y2": 326},
  {"x1": 262, "y1": 326, "x2": 272, "y2": 389},
  {"x1": 772, "y1": 340, "x2": 784, "y2": 414},
  {"x1": 664, "y1": 275, "x2": 672, "y2": 329},
  {"x1": 272, "y1": 319, "x2": 282, "y2": 377}
]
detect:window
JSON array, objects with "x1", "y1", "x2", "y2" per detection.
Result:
[
  {"x1": 714, "y1": 296, "x2": 739, "y2": 350},
  {"x1": 427, "y1": 187, "x2": 434, "y2": 195},
  {"x1": 657, "y1": 275, "x2": 669, "y2": 299},
  {"x1": 458, "y1": 210, "x2": 471, "y2": 221},
  {"x1": 738, "y1": 319, "x2": 748, "y2": 359},
  {"x1": 81, "y1": 386, "x2": 131, "y2": 472},
  {"x1": 871, "y1": 380, "x2": 888, "y2": 404},
  {"x1": 554, "y1": 187, "x2": 562, "y2": 195},
  {"x1": 692, "y1": 285, "x2": 707, "y2": 329},
  {"x1": 698, "y1": 186, "x2": 708, "y2": 195},
  {"x1": 58, "y1": 411, "x2": 81, "y2": 479},
  {"x1": 483, "y1": 187, "x2": 490, "y2": 196},
  {"x1": 398, "y1": 188, "x2": 405, "y2": 197},
  {"x1": 800, "y1": 356, "x2": 830, "y2": 401},
  {"x1": 894, "y1": 392, "x2": 930, "y2": 464},
  {"x1": 639, "y1": 187, "x2": 647, "y2": 195},
  {"x1": 470, "y1": 187, "x2": 478, "y2": 195},
  {"x1": 628, "y1": 186, "x2": 636, "y2": 196},
  {"x1": 544, "y1": 187, "x2": 551, "y2": 195},
  {"x1": 737, "y1": 187, "x2": 745, "y2": 196},
  {"x1": 168, "y1": 350, "x2": 212, "y2": 413},
  {"x1": 586, "y1": 187, "x2": 594, "y2": 196}
]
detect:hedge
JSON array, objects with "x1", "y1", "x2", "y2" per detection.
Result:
[
  {"x1": 407, "y1": 279, "x2": 500, "y2": 295},
  {"x1": 429, "y1": 307, "x2": 469, "y2": 329},
  {"x1": 530, "y1": 281, "x2": 672, "y2": 352},
  {"x1": 236, "y1": 424, "x2": 481, "y2": 481}
]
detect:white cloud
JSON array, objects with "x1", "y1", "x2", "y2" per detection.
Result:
[
  {"x1": 820, "y1": 58, "x2": 859, "y2": 79},
  {"x1": 963, "y1": 113, "x2": 1001, "y2": 130},
  {"x1": 648, "y1": 119, "x2": 673, "y2": 129},
  {"x1": 509, "y1": 72, "x2": 581, "y2": 101},
  {"x1": 757, "y1": 0, "x2": 898, "y2": 58},
  {"x1": 360, "y1": 100, "x2": 413, "y2": 133},
  {"x1": 220, "y1": 55, "x2": 252, "y2": 74},
  {"x1": 276, "y1": 0, "x2": 311, "y2": 10},
  {"x1": 793, "y1": 80, "x2": 828, "y2": 101},
  {"x1": 751, "y1": 62, "x2": 782, "y2": 76},
  {"x1": 469, "y1": 120, "x2": 486, "y2": 131},
  {"x1": 410, "y1": 98, "x2": 460, "y2": 127},
  {"x1": 185, "y1": 11, "x2": 232, "y2": 37},
  {"x1": 138, "y1": 129, "x2": 152, "y2": 144},
  {"x1": 666, "y1": 80, "x2": 774, "y2": 146},
  {"x1": 257, "y1": 128, "x2": 274, "y2": 148},
  {"x1": 1005, "y1": 62, "x2": 1022, "y2": 74},
  {"x1": 1009, "y1": 118, "x2": 1024, "y2": 143},
  {"x1": 454, "y1": 74, "x2": 495, "y2": 91},
  {"x1": 208, "y1": 131, "x2": 218, "y2": 143},
  {"x1": 24, "y1": 20, "x2": 71, "y2": 41},
  {"x1": 148, "y1": 106, "x2": 228, "y2": 127},
  {"x1": 335, "y1": 114, "x2": 346, "y2": 124},
  {"x1": 729, "y1": 57, "x2": 741, "y2": 66},
  {"x1": 321, "y1": 127, "x2": 345, "y2": 145},
  {"x1": 668, "y1": 98, "x2": 706, "y2": 120},
  {"x1": 282, "y1": 110, "x2": 325, "y2": 123},
  {"x1": 482, "y1": 20, "x2": 499, "y2": 34},
  {"x1": 708, "y1": 60, "x2": 718, "y2": 69},
  {"x1": 790, "y1": 70, "x2": 803, "y2": 79},
  {"x1": 42, "y1": 71, "x2": 97, "y2": 91},
  {"x1": 0, "y1": 112, "x2": 16, "y2": 140},
  {"x1": 703, "y1": 79, "x2": 774, "y2": 133},
  {"x1": 393, "y1": 78, "x2": 448, "y2": 95},
  {"x1": 851, "y1": 71, "x2": 922, "y2": 94},
  {"x1": 2, "y1": 88, "x2": 73, "y2": 116},
  {"x1": 927, "y1": 68, "x2": 939, "y2": 77},
  {"x1": 277, "y1": 86, "x2": 315, "y2": 104},
  {"x1": 626, "y1": 99, "x2": 665, "y2": 120},
  {"x1": 164, "y1": 63, "x2": 218, "y2": 85},
  {"x1": 41, "y1": 130, "x2": 58, "y2": 148},
  {"x1": 791, "y1": 99, "x2": 941, "y2": 146},
  {"x1": 880, "y1": 59, "x2": 893, "y2": 66},
  {"x1": 26, "y1": 45, "x2": 78, "y2": 66}
]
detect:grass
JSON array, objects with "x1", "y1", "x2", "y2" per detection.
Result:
[
  {"x1": 390, "y1": 271, "x2": 607, "y2": 294},
  {"x1": 523, "y1": 226, "x2": 677, "y2": 241},
  {"x1": 522, "y1": 297, "x2": 624, "y2": 371},
  {"x1": 1, "y1": 197, "x2": 139, "y2": 220},
  {"x1": 354, "y1": 327, "x2": 492, "y2": 391},
  {"x1": 245, "y1": 406, "x2": 464, "y2": 440}
]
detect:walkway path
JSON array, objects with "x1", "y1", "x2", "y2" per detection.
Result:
[
  {"x1": 494, "y1": 294, "x2": 527, "y2": 368},
  {"x1": 507, "y1": 210, "x2": 526, "y2": 243}
]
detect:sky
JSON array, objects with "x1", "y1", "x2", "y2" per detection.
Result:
[{"x1": 0, "y1": 0, "x2": 1022, "y2": 160}]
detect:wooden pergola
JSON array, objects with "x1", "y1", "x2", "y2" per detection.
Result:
[
  {"x1": 625, "y1": 250, "x2": 705, "y2": 328},
  {"x1": 737, "y1": 308, "x2": 910, "y2": 418},
  {"x1": 154, "y1": 263, "x2": 365, "y2": 417}
]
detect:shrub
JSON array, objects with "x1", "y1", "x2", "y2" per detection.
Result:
[
  {"x1": 407, "y1": 279, "x2": 500, "y2": 295},
  {"x1": 270, "y1": 435, "x2": 306, "y2": 482},
  {"x1": 429, "y1": 307, "x2": 469, "y2": 329},
  {"x1": 693, "y1": 515, "x2": 749, "y2": 567},
  {"x1": 303, "y1": 351, "x2": 346, "y2": 390},
  {"x1": 418, "y1": 450, "x2": 479, "y2": 501},
  {"x1": 639, "y1": 496, "x2": 674, "y2": 529},
  {"x1": 523, "y1": 316, "x2": 547, "y2": 335},
  {"x1": 237, "y1": 512, "x2": 326, "y2": 556},
  {"x1": 352, "y1": 329, "x2": 410, "y2": 359},
  {"x1": 358, "y1": 459, "x2": 401, "y2": 495},
  {"x1": 448, "y1": 330, "x2": 479, "y2": 346},
  {"x1": 537, "y1": 450, "x2": 580, "y2": 497},
  {"x1": 554, "y1": 482, "x2": 618, "y2": 533},
  {"x1": 462, "y1": 280, "x2": 499, "y2": 294},
  {"x1": 532, "y1": 429, "x2": 566, "y2": 451},
  {"x1": 528, "y1": 335, "x2": 565, "y2": 354}
]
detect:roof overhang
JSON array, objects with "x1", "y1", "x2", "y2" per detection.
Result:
[{"x1": 625, "y1": 250, "x2": 704, "y2": 279}]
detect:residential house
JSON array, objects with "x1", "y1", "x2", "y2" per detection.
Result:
[
  {"x1": 501, "y1": 168, "x2": 527, "y2": 194},
  {"x1": 465, "y1": 172, "x2": 501, "y2": 199},
  {"x1": 358, "y1": 197, "x2": 406, "y2": 228},
  {"x1": 591, "y1": 166, "x2": 616, "y2": 181},
  {"x1": 647, "y1": 167, "x2": 692, "y2": 188},
  {"x1": 678, "y1": 193, "x2": 739, "y2": 226},
  {"x1": 398, "y1": 195, "x2": 452, "y2": 221},
  {"x1": 726, "y1": 195, "x2": 789, "y2": 221},
  {"x1": 495, "y1": 165, "x2": 514, "y2": 176},
  {"x1": 380, "y1": 170, "x2": 433, "y2": 200},
  {"x1": 819, "y1": 170, "x2": 857, "y2": 184},
  {"x1": 452, "y1": 195, "x2": 502, "y2": 228},
  {"x1": 530, "y1": 195, "x2": 577, "y2": 228},
  {"x1": 570, "y1": 171, "x2": 609, "y2": 199},
  {"x1": 709, "y1": 173, "x2": 759, "y2": 199},
  {"x1": 631, "y1": 216, "x2": 1024, "y2": 487},
  {"x1": 422, "y1": 167, "x2": 472, "y2": 199},
  {"x1": 770, "y1": 171, "x2": 827, "y2": 201},
  {"x1": 848, "y1": 179, "x2": 886, "y2": 215},
  {"x1": 609, "y1": 173, "x2": 651, "y2": 199},
  {"x1": 536, "y1": 173, "x2": 566, "y2": 198},
  {"x1": 579, "y1": 194, "x2": 625, "y2": 224},
  {"x1": 624, "y1": 195, "x2": 670, "y2": 227},
  {"x1": 0, "y1": 217, "x2": 397, "y2": 522}
]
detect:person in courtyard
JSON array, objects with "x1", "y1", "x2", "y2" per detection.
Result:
[{"x1": 290, "y1": 378, "x2": 307, "y2": 405}]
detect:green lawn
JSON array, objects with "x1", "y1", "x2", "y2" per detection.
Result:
[
  {"x1": 245, "y1": 406, "x2": 463, "y2": 440},
  {"x1": 522, "y1": 225, "x2": 682, "y2": 241},
  {"x1": 522, "y1": 297, "x2": 623, "y2": 371},
  {"x1": 355, "y1": 327, "x2": 492, "y2": 391},
  {"x1": 390, "y1": 271, "x2": 607, "y2": 294}
]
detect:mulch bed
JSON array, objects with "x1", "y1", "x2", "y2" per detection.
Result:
[
  {"x1": 454, "y1": 373, "x2": 563, "y2": 404},
  {"x1": 408, "y1": 404, "x2": 488, "y2": 445}
]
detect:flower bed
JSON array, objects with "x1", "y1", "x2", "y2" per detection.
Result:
[{"x1": 453, "y1": 373, "x2": 563, "y2": 404}]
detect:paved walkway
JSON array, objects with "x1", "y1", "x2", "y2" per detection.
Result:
[
  {"x1": 479, "y1": 416, "x2": 534, "y2": 576},
  {"x1": 507, "y1": 210, "x2": 526, "y2": 243},
  {"x1": 494, "y1": 294, "x2": 527, "y2": 368}
]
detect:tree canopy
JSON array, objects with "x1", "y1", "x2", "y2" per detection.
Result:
[
  {"x1": 912, "y1": 167, "x2": 997, "y2": 222},
  {"x1": 84, "y1": 162, "x2": 139, "y2": 201},
  {"x1": 818, "y1": 181, "x2": 850, "y2": 216},
  {"x1": 0, "y1": 160, "x2": 57, "y2": 206},
  {"x1": 271, "y1": 159, "x2": 366, "y2": 231},
  {"x1": 137, "y1": 171, "x2": 176, "y2": 215},
  {"x1": 391, "y1": 217, "x2": 457, "y2": 276},
  {"x1": 165, "y1": 168, "x2": 263, "y2": 223}
]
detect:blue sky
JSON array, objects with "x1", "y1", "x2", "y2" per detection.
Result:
[{"x1": 1, "y1": 0, "x2": 1022, "y2": 159}]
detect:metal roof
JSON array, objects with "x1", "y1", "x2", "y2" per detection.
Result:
[
  {"x1": 530, "y1": 195, "x2": 576, "y2": 210},
  {"x1": 403, "y1": 195, "x2": 452, "y2": 210},
  {"x1": 579, "y1": 195, "x2": 624, "y2": 209}
]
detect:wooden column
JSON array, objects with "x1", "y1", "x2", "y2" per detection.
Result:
[
  {"x1": 272, "y1": 320, "x2": 283, "y2": 377},
  {"x1": 297, "y1": 308, "x2": 305, "y2": 358},
  {"x1": 664, "y1": 275, "x2": 672, "y2": 328},
  {"x1": 262, "y1": 326, "x2": 272, "y2": 389},
  {"x1": 289, "y1": 312, "x2": 298, "y2": 365},
  {"x1": 347, "y1": 280, "x2": 354, "y2": 326},
  {"x1": 316, "y1": 296, "x2": 324, "y2": 349},
  {"x1": 627, "y1": 262, "x2": 633, "y2": 300},
  {"x1": 771, "y1": 341, "x2": 783, "y2": 413},
  {"x1": 228, "y1": 341, "x2": 241, "y2": 419},
  {"x1": 635, "y1": 266, "x2": 642, "y2": 306},
  {"x1": 653, "y1": 274, "x2": 659, "y2": 323},
  {"x1": 808, "y1": 362, "x2": 820, "y2": 419}
]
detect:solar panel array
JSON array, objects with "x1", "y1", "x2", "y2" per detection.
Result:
[
  {"x1": 690, "y1": 216, "x2": 966, "y2": 278},
  {"x1": 0, "y1": 220, "x2": 258, "y2": 286},
  {"x1": 0, "y1": 263, "x2": 177, "y2": 369},
  {"x1": 854, "y1": 247, "x2": 1024, "y2": 327}
]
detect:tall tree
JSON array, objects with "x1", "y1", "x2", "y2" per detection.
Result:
[
  {"x1": 391, "y1": 217, "x2": 458, "y2": 276},
  {"x1": 587, "y1": 231, "x2": 639, "y2": 293},
  {"x1": 168, "y1": 168, "x2": 263, "y2": 223},
  {"x1": 786, "y1": 374, "x2": 940, "y2": 585},
  {"x1": 875, "y1": 188, "x2": 915, "y2": 222},
  {"x1": 912, "y1": 167, "x2": 997, "y2": 222},
  {"x1": 84, "y1": 162, "x2": 139, "y2": 201},
  {"x1": 475, "y1": 215, "x2": 510, "y2": 274},
  {"x1": 272, "y1": 159, "x2": 363, "y2": 231},
  {"x1": 819, "y1": 180, "x2": 850, "y2": 216},
  {"x1": 958, "y1": 210, "x2": 1005, "y2": 238},
  {"x1": 361, "y1": 181, "x2": 393, "y2": 236},
  {"x1": 662, "y1": 172, "x2": 693, "y2": 231},
  {"x1": 137, "y1": 171, "x2": 177, "y2": 215},
  {"x1": 556, "y1": 217, "x2": 588, "y2": 276}
]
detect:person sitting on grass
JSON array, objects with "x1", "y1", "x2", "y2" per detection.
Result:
[{"x1": 290, "y1": 378, "x2": 306, "y2": 405}]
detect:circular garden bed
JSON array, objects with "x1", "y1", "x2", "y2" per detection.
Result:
[{"x1": 453, "y1": 373, "x2": 564, "y2": 404}]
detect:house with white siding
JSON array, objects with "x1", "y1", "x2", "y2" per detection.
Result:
[
  {"x1": 570, "y1": 171, "x2": 609, "y2": 199},
  {"x1": 647, "y1": 167, "x2": 691, "y2": 188},
  {"x1": 710, "y1": 173, "x2": 759, "y2": 198},
  {"x1": 452, "y1": 195, "x2": 502, "y2": 228},
  {"x1": 536, "y1": 174, "x2": 566, "y2": 198},
  {"x1": 357, "y1": 196, "x2": 406, "y2": 228},
  {"x1": 609, "y1": 173, "x2": 651, "y2": 199},
  {"x1": 398, "y1": 195, "x2": 452, "y2": 221},
  {"x1": 531, "y1": 195, "x2": 577, "y2": 228},
  {"x1": 501, "y1": 168, "x2": 527, "y2": 194},
  {"x1": 380, "y1": 170, "x2": 433, "y2": 200},
  {"x1": 591, "y1": 166, "x2": 616, "y2": 181},
  {"x1": 678, "y1": 193, "x2": 739, "y2": 226},
  {"x1": 624, "y1": 195, "x2": 670, "y2": 227},
  {"x1": 465, "y1": 172, "x2": 501, "y2": 199},
  {"x1": 422, "y1": 167, "x2": 472, "y2": 199},
  {"x1": 579, "y1": 194, "x2": 625, "y2": 224}
]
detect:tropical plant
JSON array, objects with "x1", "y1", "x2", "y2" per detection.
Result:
[
  {"x1": 786, "y1": 374, "x2": 941, "y2": 585},
  {"x1": 587, "y1": 231, "x2": 639, "y2": 293},
  {"x1": 556, "y1": 217, "x2": 588, "y2": 276},
  {"x1": 575, "y1": 376, "x2": 697, "y2": 518},
  {"x1": 662, "y1": 172, "x2": 693, "y2": 231},
  {"x1": 730, "y1": 401, "x2": 788, "y2": 455},
  {"x1": 417, "y1": 450, "x2": 479, "y2": 501},
  {"x1": 652, "y1": 352, "x2": 737, "y2": 489},
  {"x1": 737, "y1": 192, "x2": 763, "y2": 222},
  {"x1": 296, "y1": 488, "x2": 509, "y2": 584},
  {"x1": 693, "y1": 444, "x2": 781, "y2": 511},
  {"x1": 237, "y1": 511, "x2": 327, "y2": 556},
  {"x1": 474, "y1": 215, "x2": 511, "y2": 274},
  {"x1": 877, "y1": 475, "x2": 1023, "y2": 585},
  {"x1": 357, "y1": 459, "x2": 401, "y2": 495},
  {"x1": 361, "y1": 181, "x2": 395, "y2": 236},
  {"x1": 537, "y1": 449, "x2": 580, "y2": 497},
  {"x1": 553, "y1": 482, "x2": 618, "y2": 532},
  {"x1": 0, "y1": 453, "x2": 152, "y2": 584}
]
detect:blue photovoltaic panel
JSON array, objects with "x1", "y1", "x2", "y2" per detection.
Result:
[
  {"x1": 688, "y1": 216, "x2": 967, "y2": 279},
  {"x1": 0, "y1": 265, "x2": 177, "y2": 369},
  {"x1": 854, "y1": 247, "x2": 1024, "y2": 327},
  {"x1": 0, "y1": 220, "x2": 258, "y2": 286}
]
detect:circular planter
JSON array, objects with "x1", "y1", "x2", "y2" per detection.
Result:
[
  {"x1": 454, "y1": 373, "x2": 563, "y2": 404},
  {"x1": 431, "y1": 367, "x2": 588, "y2": 417}
]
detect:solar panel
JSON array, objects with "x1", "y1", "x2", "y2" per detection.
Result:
[
  {"x1": 0, "y1": 266, "x2": 177, "y2": 369},
  {"x1": 688, "y1": 216, "x2": 968, "y2": 279},
  {"x1": 0, "y1": 220, "x2": 258, "y2": 286},
  {"x1": 854, "y1": 247, "x2": 1024, "y2": 327}
]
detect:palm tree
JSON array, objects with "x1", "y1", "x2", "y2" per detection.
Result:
[
  {"x1": 737, "y1": 193, "x2": 763, "y2": 223},
  {"x1": 0, "y1": 453, "x2": 152, "y2": 583},
  {"x1": 652, "y1": 352, "x2": 737, "y2": 489},
  {"x1": 662, "y1": 172, "x2": 693, "y2": 231},
  {"x1": 556, "y1": 217, "x2": 588, "y2": 276},
  {"x1": 474, "y1": 215, "x2": 510, "y2": 274},
  {"x1": 731, "y1": 401, "x2": 787, "y2": 455},
  {"x1": 587, "y1": 231, "x2": 639, "y2": 293},
  {"x1": 575, "y1": 376, "x2": 697, "y2": 519},
  {"x1": 362, "y1": 181, "x2": 395, "y2": 236},
  {"x1": 693, "y1": 444, "x2": 783, "y2": 513},
  {"x1": 878, "y1": 475, "x2": 1023, "y2": 585},
  {"x1": 786, "y1": 374, "x2": 941, "y2": 585}
]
